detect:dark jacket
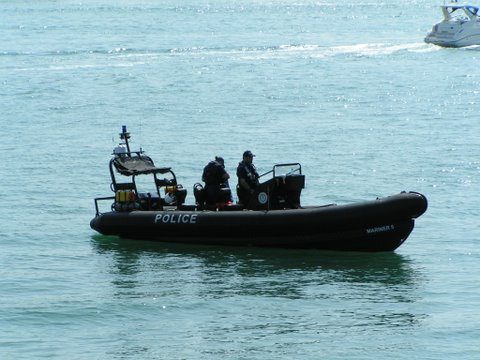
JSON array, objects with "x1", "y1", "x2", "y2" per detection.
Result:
[
  {"x1": 236, "y1": 161, "x2": 259, "y2": 189},
  {"x1": 202, "y1": 160, "x2": 230, "y2": 205},
  {"x1": 202, "y1": 161, "x2": 227, "y2": 186}
]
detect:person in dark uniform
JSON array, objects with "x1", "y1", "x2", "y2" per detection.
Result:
[
  {"x1": 236, "y1": 150, "x2": 259, "y2": 207},
  {"x1": 216, "y1": 156, "x2": 234, "y2": 203},
  {"x1": 202, "y1": 156, "x2": 230, "y2": 205}
]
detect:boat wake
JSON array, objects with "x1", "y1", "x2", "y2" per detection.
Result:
[
  {"x1": 170, "y1": 42, "x2": 438, "y2": 60},
  {"x1": 7, "y1": 42, "x2": 439, "y2": 72},
  {"x1": 3, "y1": 42, "x2": 437, "y2": 59}
]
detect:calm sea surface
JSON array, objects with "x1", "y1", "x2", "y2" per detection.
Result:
[{"x1": 1, "y1": 0, "x2": 479, "y2": 358}]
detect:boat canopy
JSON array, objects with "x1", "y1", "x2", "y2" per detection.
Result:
[
  {"x1": 113, "y1": 154, "x2": 171, "y2": 176},
  {"x1": 442, "y1": 5, "x2": 480, "y2": 19}
]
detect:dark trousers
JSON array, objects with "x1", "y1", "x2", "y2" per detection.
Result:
[{"x1": 237, "y1": 187, "x2": 256, "y2": 208}]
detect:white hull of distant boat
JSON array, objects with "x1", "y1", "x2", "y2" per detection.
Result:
[{"x1": 425, "y1": 3, "x2": 480, "y2": 47}]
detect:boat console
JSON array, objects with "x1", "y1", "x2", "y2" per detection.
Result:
[{"x1": 255, "y1": 164, "x2": 305, "y2": 210}]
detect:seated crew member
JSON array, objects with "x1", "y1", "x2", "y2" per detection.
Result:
[
  {"x1": 202, "y1": 156, "x2": 230, "y2": 205},
  {"x1": 236, "y1": 150, "x2": 259, "y2": 207}
]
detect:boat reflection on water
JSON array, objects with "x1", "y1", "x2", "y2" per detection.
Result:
[
  {"x1": 91, "y1": 235, "x2": 422, "y2": 287},
  {"x1": 91, "y1": 235, "x2": 426, "y2": 330}
]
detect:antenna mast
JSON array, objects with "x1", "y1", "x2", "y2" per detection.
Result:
[{"x1": 119, "y1": 125, "x2": 131, "y2": 155}]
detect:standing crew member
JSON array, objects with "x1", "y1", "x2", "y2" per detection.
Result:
[
  {"x1": 202, "y1": 156, "x2": 230, "y2": 205},
  {"x1": 236, "y1": 150, "x2": 259, "y2": 207}
]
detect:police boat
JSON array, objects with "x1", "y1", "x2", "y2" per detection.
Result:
[{"x1": 90, "y1": 127, "x2": 428, "y2": 252}]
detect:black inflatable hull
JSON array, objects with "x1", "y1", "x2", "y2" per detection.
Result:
[{"x1": 90, "y1": 192, "x2": 427, "y2": 252}]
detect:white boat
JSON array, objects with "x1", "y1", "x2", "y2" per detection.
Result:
[{"x1": 425, "y1": 2, "x2": 480, "y2": 47}]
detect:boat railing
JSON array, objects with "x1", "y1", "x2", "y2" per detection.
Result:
[
  {"x1": 93, "y1": 196, "x2": 115, "y2": 216},
  {"x1": 259, "y1": 163, "x2": 302, "y2": 179}
]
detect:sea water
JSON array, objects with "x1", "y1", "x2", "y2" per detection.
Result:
[{"x1": 1, "y1": 0, "x2": 479, "y2": 358}]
